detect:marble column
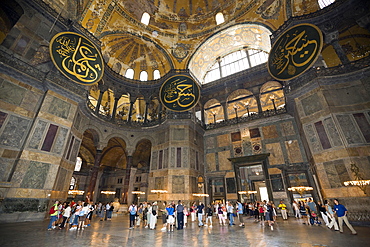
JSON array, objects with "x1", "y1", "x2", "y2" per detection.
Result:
[
  {"x1": 95, "y1": 90, "x2": 104, "y2": 115},
  {"x1": 220, "y1": 101, "x2": 228, "y2": 120},
  {"x1": 255, "y1": 95, "x2": 263, "y2": 114},
  {"x1": 127, "y1": 167, "x2": 137, "y2": 205},
  {"x1": 127, "y1": 102, "x2": 134, "y2": 123},
  {"x1": 122, "y1": 155, "x2": 133, "y2": 204},
  {"x1": 144, "y1": 102, "x2": 149, "y2": 123},
  {"x1": 86, "y1": 150, "x2": 102, "y2": 199},
  {"x1": 325, "y1": 31, "x2": 350, "y2": 65},
  {"x1": 111, "y1": 96, "x2": 120, "y2": 121}
]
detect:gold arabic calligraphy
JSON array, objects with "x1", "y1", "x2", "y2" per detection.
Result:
[
  {"x1": 271, "y1": 30, "x2": 318, "y2": 75},
  {"x1": 54, "y1": 35, "x2": 102, "y2": 83},
  {"x1": 163, "y1": 79, "x2": 196, "y2": 108}
]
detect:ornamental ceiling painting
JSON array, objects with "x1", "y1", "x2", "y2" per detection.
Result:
[{"x1": 44, "y1": 0, "x2": 321, "y2": 82}]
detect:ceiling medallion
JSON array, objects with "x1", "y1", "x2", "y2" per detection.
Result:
[
  {"x1": 172, "y1": 43, "x2": 190, "y2": 62},
  {"x1": 49, "y1": 31, "x2": 104, "y2": 85},
  {"x1": 268, "y1": 23, "x2": 323, "y2": 81},
  {"x1": 159, "y1": 74, "x2": 200, "y2": 112}
]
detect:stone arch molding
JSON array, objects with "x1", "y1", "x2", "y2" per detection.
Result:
[{"x1": 189, "y1": 23, "x2": 272, "y2": 83}]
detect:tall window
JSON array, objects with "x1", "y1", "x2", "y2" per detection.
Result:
[
  {"x1": 153, "y1": 69, "x2": 160, "y2": 80},
  {"x1": 318, "y1": 0, "x2": 335, "y2": 9},
  {"x1": 139, "y1": 71, "x2": 148, "y2": 81},
  {"x1": 204, "y1": 49, "x2": 268, "y2": 84},
  {"x1": 125, "y1": 68, "x2": 134, "y2": 79},
  {"x1": 215, "y1": 12, "x2": 225, "y2": 25},
  {"x1": 74, "y1": 157, "x2": 82, "y2": 171},
  {"x1": 141, "y1": 12, "x2": 150, "y2": 25}
]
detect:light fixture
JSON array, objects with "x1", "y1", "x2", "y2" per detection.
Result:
[
  {"x1": 238, "y1": 191, "x2": 257, "y2": 194},
  {"x1": 288, "y1": 186, "x2": 313, "y2": 197},
  {"x1": 101, "y1": 191, "x2": 116, "y2": 195},
  {"x1": 132, "y1": 191, "x2": 146, "y2": 195},
  {"x1": 192, "y1": 193, "x2": 209, "y2": 197},
  {"x1": 343, "y1": 163, "x2": 370, "y2": 194},
  {"x1": 68, "y1": 190, "x2": 85, "y2": 195}
]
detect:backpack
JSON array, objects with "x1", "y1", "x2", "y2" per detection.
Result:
[
  {"x1": 130, "y1": 206, "x2": 136, "y2": 215},
  {"x1": 49, "y1": 206, "x2": 56, "y2": 215}
]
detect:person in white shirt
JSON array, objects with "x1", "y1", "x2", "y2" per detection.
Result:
[{"x1": 60, "y1": 203, "x2": 71, "y2": 229}]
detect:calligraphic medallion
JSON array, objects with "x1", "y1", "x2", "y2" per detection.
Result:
[
  {"x1": 49, "y1": 32, "x2": 104, "y2": 85},
  {"x1": 268, "y1": 23, "x2": 323, "y2": 81},
  {"x1": 160, "y1": 75, "x2": 200, "y2": 112}
]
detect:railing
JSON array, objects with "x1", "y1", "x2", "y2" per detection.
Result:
[{"x1": 204, "y1": 106, "x2": 287, "y2": 130}]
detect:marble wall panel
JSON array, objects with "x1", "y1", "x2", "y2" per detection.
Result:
[
  {"x1": 158, "y1": 131, "x2": 165, "y2": 144},
  {"x1": 0, "y1": 111, "x2": 8, "y2": 128},
  {"x1": 323, "y1": 117, "x2": 343, "y2": 147},
  {"x1": 155, "y1": 177, "x2": 164, "y2": 190},
  {"x1": 183, "y1": 147, "x2": 189, "y2": 168},
  {"x1": 1, "y1": 198, "x2": 49, "y2": 213},
  {"x1": 191, "y1": 176, "x2": 197, "y2": 193},
  {"x1": 285, "y1": 140, "x2": 304, "y2": 163},
  {"x1": 301, "y1": 93, "x2": 322, "y2": 116},
  {"x1": 249, "y1": 128, "x2": 261, "y2": 138},
  {"x1": 74, "y1": 112, "x2": 82, "y2": 130},
  {"x1": 0, "y1": 157, "x2": 13, "y2": 182},
  {"x1": 314, "y1": 121, "x2": 331, "y2": 149},
  {"x1": 28, "y1": 120, "x2": 47, "y2": 149},
  {"x1": 231, "y1": 132, "x2": 241, "y2": 142},
  {"x1": 44, "y1": 164, "x2": 60, "y2": 190},
  {"x1": 242, "y1": 140, "x2": 253, "y2": 155},
  {"x1": 173, "y1": 128, "x2": 185, "y2": 140},
  {"x1": 323, "y1": 161, "x2": 342, "y2": 188},
  {"x1": 176, "y1": 148, "x2": 181, "y2": 167},
  {"x1": 304, "y1": 124, "x2": 322, "y2": 153},
  {"x1": 226, "y1": 177, "x2": 236, "y2": 193},
  {"x1": 53, "y1": 167, "x2": 67, "y2": 191},
  {"x1": 47, "y1": 96, "x2": 71, "y2": 119},
  {"x1": 163, "y1": 148, "x2": 168, "y2": 169},
  {"x1": 353, "y1": 113, "x2": 370, "y2": 142},
  {"x1": 205, "y1": 136, "x2": 216, "y2": 149},
  {"x1": 0, "y1": 80, "x2": 26, "y2": 106},
  {"x1": 262, "y1": 125, "x2": 278, "y2": 139},
  {"x1": 170, "y1": 147, "x2": 175, "y2": 168},
  {"x1": 0, "y1": 115, "x2": 30, "y2": 148},
  {"x1": 335, "y1": 161, "x2": 351, "y2": 185},
  {"x1": 265, "y1": 143, "x2": 284, "y2": 165},
  {"x1": 52, "y1": 127, "x2": 68, "y2": 155},
  {"x1": 10, "y1": 160, "x2": 30, "y2": 187},
  {"x1": 151, "y1": 151, "x2": 158, "y2": 170},
  {"x1": 281, "y1": 121, "x2": 295, "y2": 136},
  {"x1": 217, "y1": 134, "x2": 230, "y2": 147},
  {"x1": 336, "y1": 115, "x2": 363, "y2": 144},
  {"x1": 20, "y1": 161, "x2": 50, "y2": 189},
  {"x1": 69, "y1": 139, "x2": 81, "y2": 162},
  {"x1": 206, "y1": 153, "x2": 216, "y2": 172},
  {"x1": 218, "y1": 150, "x2": 232, "y2": 171},
  {"x1": 21, "y1": 89, "x2": 40, "y2": 112},
  {"x1": 172, "y1": 175, "x2": 184, "y2": 193},
  {"x1": 190, "y1": 148, "x2": 196, "y2": 169}
]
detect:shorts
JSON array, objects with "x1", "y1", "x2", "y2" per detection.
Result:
[
  {"x1": 79, "y1": 215, "x2": 86, "y2": 221},
  {"x1": 162, "y1": 214, "x2": 167, "y2": 224},
  {"x1": 167, "y1": 215, "x2": 175, "y2": 224}
]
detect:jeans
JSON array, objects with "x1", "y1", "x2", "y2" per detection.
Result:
[
  {"x1": 177, "y1": 212, "x2": 184, "y2": 229},
  {"x1": 129, "y1": 214, "x2": 136, "y2": 227},
  {"x1": 229, "y1": 213, "x2": 234, "y2": 225},
  {"x1": 198, "y1": 213, "x2": 203, "y2": 226},
  {"x1": 47, "y1": 215, "x2": 57, "y2": 229}
]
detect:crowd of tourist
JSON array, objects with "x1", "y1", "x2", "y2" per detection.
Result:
[{"x1": 46, "y1": 198, "x2": 357, "y2": 235}]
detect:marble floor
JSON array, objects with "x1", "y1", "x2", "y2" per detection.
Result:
[{"x1": 0, "y1": 215, "x2": 369, "y2": 247}]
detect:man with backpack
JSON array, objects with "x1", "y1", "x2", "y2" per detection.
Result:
[
  {"x1": 128, "y1": 202, "x2": 137, "y2": 229},
  {"x1": 176, "y1": 200, "x2": 184, "y2": 230},
  {"x1": 47, "y1": 200, "x2": 59, "y2": 230}
]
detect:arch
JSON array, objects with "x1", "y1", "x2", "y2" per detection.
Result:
[
  {"x1": 132, "y1": 139, "x2": 152, "y2": 172},
  {"x1": 204, "y1": 99, "x2": 224, "y2": 124},
  {"x1": 139, "y1": 71, "x2": 148, "y2": 81},
  {"x1": 215, "y1": 12, "x2": 225, "y2": 25},
  {"x1": 141, "y1": 12, "x2": 150, "y2": 25},
  {"x1": 153, "y1": 69, "x2": 160, "y2": 80},
  {"x1": 227, "y1": 89, "x2": 258, "y2": 118},
  {"x1": 260, "y1": 81, "x2": 285, "y2": 112},
  {"x1": 125, "y1": 68, "x2": 134, "y2": 79},
  {"x1": 189, "y1": 23, "x2": 272, "y2": 83},
  {"x1": 101, "y1": 137, "x2": 127, "y2": 169}
]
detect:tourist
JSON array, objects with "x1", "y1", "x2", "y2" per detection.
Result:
[
  {"x1": 160, "y1": 201, "x2": 167, "y2": 231},
  {"x1": 47, "y1": 200, "x2": 59, "y2": 230},
  {"x1": 292, "y1": 201, "x2": 301, "y2": 218},
  {"x1": 166, "y1": 203, "x2": 175, "y2": 232},
  {"x1": 218, "y1": 204, "x2": 226, "y2": 225},
  {"x1": 128, "y1": 202, "x2": 137, "y2": 229},
  {"x1": 176, "y1": 200, "x2": 185, "y2": 230},
  {"x1": 205, "y1": 204, "x2": 213, "y2": 227},
  {"x1": 278, "y1": 200, "x2": 288, "y2": 220},
  {"x1": 265, "y1": 201, "x2": 275, "y2": 230},
  {"x1": 183, "y1": 206, "x2": 189, "y2": 228},
  {"x1": 85, "y1": 201, "x2": 95, "y2": 227},
  {"x1": 145, "y1": 202, "x2": 152, "y2": 228},
  {"x1": 333, "y1": 199, "x2": 357, "y2": 235},
  {"x1": 236, "y1": 200, "x2": 244, "y2": 227},
  {"x1": 317, "y1": 201, "x2": 329, "y2": 226},
  {"x1": 191, "y1": 202, "x2": 197, "y2": 222},
  {"x1": 60, "y1": 202, "x2": 71, "y2": 229},
  {"x1": 324, "y1": 199, "x2": 339, "y2": 231},
  {"x1": 227, "y1": 201, "x2": 235, "y2": 226},
  {"x1": 77, "y1": 202, "x2": 89, "y2": 230},
  {"x1": 150, "y1": 202, "x2": 158, "y2": 229},
  {"x1": 107, "y1": 202, "x2": 114, "y2": 220},
  {"x1": 196, "y1": 202, "x2": 205, "y2": 227}
]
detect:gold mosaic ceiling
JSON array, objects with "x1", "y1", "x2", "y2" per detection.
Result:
[{"x1": 73, "y1": 0, "x2": 320, "y2": 81}]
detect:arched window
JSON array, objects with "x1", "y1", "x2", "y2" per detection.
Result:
[
  {"x1": 215, "y1": 12, "x2": 225, "y2": 25},
  {"x1": 125, "y1": 68, "x2": 134, "y2": 79},
  {"x1": 141, "y1": 12, "x2": 150, "y2": 25},
  {"x1": 69, "y1": 176, "x2": 76, "y2": 190},
  {"x1": 74, "y1": 157, "x2": 82, "y2": 171},
  {"x1": 204, "y1": 49, "x2": 268, "y2": 83},
  {"x1": 318, "y1": 0, "x2": 335, "y2": 9},
  {"x1": 153, "y1": 69, "x2": 160, "y2": 80},
  {"x1": 139, "y1": 71, "x2": 148, "y2": 81}
]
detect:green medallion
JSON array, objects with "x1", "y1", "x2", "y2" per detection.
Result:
[
  {"x1": 49, "y1": 31, "x2": 104, "y2": 85},
  {"x1": 268, "y1": 23, "x2": 323, "y2": 81},
  {"x1": 160, "y1": 75, "x2": 200, "y2": 112}
]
